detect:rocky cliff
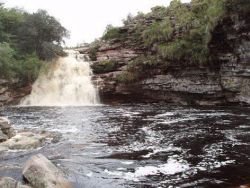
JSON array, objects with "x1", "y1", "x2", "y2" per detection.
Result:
[
  {"x1": 78, "y1": 1, "x2": 250, "y2": 106},
  {"x1": 0, "y1": 79, "x2": 31, "y2": 106}
]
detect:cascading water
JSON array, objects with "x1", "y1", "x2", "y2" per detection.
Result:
[{"x1": 20, "y1": 50, "x2": 99, "y2": 106}]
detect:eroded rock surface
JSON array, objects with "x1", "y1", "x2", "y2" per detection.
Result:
[
  {"x1": 0, "y1": 131, "x2": 61, "y2": 150},
  {"x1": 0, "y1": 177, "x2": 31, "y2": 188},
  {"x1": 22, "y1": 154, "x2": 73, "y2": 188},
  {"x1": 77, "y1": 3, "x2": 250, "y2": 106},
  {"x1": 0, "y1": 117, "x2": 15, "y2": 142}
]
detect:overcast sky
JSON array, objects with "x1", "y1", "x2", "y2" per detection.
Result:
[{"x1": 3, "y1": 0, "x2": 191, "y2": 46}]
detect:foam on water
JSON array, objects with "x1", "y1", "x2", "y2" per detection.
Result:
[{"x1": 105, "y1": 158, "x2": 190, "y2": 181}]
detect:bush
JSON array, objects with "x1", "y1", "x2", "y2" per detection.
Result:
[
  {"x1": 0, "y1": 42, "x2": 16, "y2": 78},
  {"x1": 89, "y1": 46, "x2": 99, "y2": 61},
  {"x1": 116, "y1": 55, "x2": 160, "y2": 83},
  {"x1": 14, "y1": 53, "x2": 42, "y2": 84},
  {"x1": 102, "y1": 25, "x2": 122, "y2": 40},
  {"x1": 116, "y1": 71, "x2": 137, "y2": 84},
  {"x1": 0, "y1": 43, "x2": 42, "y2": 84},
  {"x1": 91, "y1": 60, "x2": 119, "y2": 74},
  {"x1": 142, "y1": 19, "x2": 173, "y2": 47}
]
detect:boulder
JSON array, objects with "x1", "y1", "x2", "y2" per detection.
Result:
[
  {"x1": 0, "y1": 129, "x2": 8, "y2": 142},
  {"x1": 22, "y1": 154, "x2": 73, "y2": 188},
  {"x1": 0, "y1": 117, "x2": 16, "y2": 139},
  {"x1": 0, "y1": 177, "x2": 31, "y2": 188}
]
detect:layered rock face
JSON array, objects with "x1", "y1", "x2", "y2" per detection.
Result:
[
  {"x1": 79, "y1": 8, "x2": 250, "y2": 106},
  {"x1": 0, "y1": 78, "x2": 31, "y2": 106},
  {"x1": 214, "y1": 14, "x2": 250, "y2": 104}
]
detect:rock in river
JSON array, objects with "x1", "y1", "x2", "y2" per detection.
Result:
[
  {"x1": 0, "y1": 177, "x2": 31, "y2": 188},
  {"x1": 0, "y1": 117, "x2": 16, "y2": 141},
  {"x1": 22, "y1": 154, "x2": 73, "y2": 188},
  {"x1": 0, "y1": 131, "x2": 62, "y2": 150},
  {"x1": 1, "y1": 132, "x2": 46, "y2": 150}
]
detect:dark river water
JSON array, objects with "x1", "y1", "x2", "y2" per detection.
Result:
[{"x1": 0, "y1": 104, "x2": 250, "y2": 188}]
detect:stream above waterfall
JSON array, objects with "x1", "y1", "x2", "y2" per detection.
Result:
[{"x1": 0, "y1": 104, "x2": 250, "y2": 187}]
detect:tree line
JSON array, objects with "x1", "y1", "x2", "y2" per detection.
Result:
[{"x1": 0, "y1": 3, "x2": 69, "y2": 85}]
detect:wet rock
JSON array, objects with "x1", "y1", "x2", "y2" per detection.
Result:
[
  {"x1": 22, "y1": 154, "x2": 73, "y2": 188},
  {"x1": 0, "y1": 117, "x2": 16, "y2": 141},
  {"x1": 0, "y1": 129, "x2": 8, "y2": 142},
  {"x1": 0, "y1": 177, "x2": 31, "y2": 188},
  {"x1": 1, "y1": 132, "x2": 46, "y2": 150},
  {"x1": 0, "y1": 130, "x2": 62, "y2": 150},
  {"x1": 238, "y1": 184, "x2": 250, "y2": 188},
  {"x1": 0, "y1": 145, "x2": 8, "y2": 152},
  {"x1": 0, "y1": 177, "x2": 16, "y2": 188}
]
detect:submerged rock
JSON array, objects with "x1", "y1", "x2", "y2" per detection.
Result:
[
  {"x1": 0, "y1": 177, "x2": 31, "y2": 188},
  {"x1": 22, "y1": 154, "x2": 73, "y2": 188}
]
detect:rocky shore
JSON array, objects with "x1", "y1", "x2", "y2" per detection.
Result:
[
  {"x1": 0, "y1": 153, "x2": 73, "y2": 188},
  {"x1": 0, "y1": 117, "x2": 72, "y2": 188}
]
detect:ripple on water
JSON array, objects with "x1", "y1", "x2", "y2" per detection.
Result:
[{"x1": 0, "y1": 105, "x2": 250, "y2": 187}]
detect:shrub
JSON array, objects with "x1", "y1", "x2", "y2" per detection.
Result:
[
  {"x1": 102, "y1": 25, "x2": 122, "y2": 40},
  {"x1": 0, "y1": 42, "x2": 16, "y2": 78},
  {"x1": 116, "y1": 55, "x2": 160, "y2": 83},
  {"x1": 116, "y1": 71, "x2": 137, "y2": 84},
  {"x1": 91, "y1": 60, "x2": 119, "y2": 74},
  {"x1": 0, "y1": 43, "x2": 42, "y2": 84},
  {"x1": 89, "y1": 46, "x2": 98, "y2": 61},
  {"x1": 142, "y1": 19, "x2": 173, "y2": 47},
  {"x1": 14, "y1": 53, "x2": 42, "y2": 84}
]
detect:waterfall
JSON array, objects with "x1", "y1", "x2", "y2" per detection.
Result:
[{"x1": 20, "y1": 50, "x2": 99, "y2": 106}]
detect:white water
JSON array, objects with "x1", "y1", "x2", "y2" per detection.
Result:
[{"x1": 20, "y1": 50, "x2": 99, "y2": 106}]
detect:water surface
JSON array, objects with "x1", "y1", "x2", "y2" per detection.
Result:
[{"x1": 0, "y1": 104, "x2": 250, "y2": 187}]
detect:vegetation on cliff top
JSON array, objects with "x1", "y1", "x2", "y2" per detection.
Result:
[
  {"x1": 0, "y1": 4, "x2": 68, "y2": 85},
  {"x1": 94, "y1": 0, "x2": 249, "y2": 83}
]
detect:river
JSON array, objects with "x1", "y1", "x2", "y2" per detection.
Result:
[{"x1": 0, "y1": 104, "x2": 250, "y2": 187}]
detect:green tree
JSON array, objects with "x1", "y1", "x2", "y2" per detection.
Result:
[{"x1": 17, "y1": 9, "x2": 69, "y2": 60}]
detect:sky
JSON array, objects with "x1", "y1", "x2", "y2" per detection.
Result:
[{"x1": 3, "y1": 0, "x2": 191, "y2": 46}]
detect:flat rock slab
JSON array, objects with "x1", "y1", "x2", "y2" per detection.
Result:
[
  {"x1": 0, "y1": 130, "x2": 62, "y2": 151},
  {"x1": 23, "y1": 154, "x2": 73, "y2": 188},
  {"x1": 1, "y1": 132, "x2": 46, "y2": 150}
]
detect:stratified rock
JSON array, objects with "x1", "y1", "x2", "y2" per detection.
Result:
[
  {"x1": 79, "y1": 1, "x2": 250, "y2": 106},
  {"x1": 0, "y1": 177, "x2": 31, "y2": 188},
  {"x1": 22, "y1": 154, "x2": 73, "y2": 188}
]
